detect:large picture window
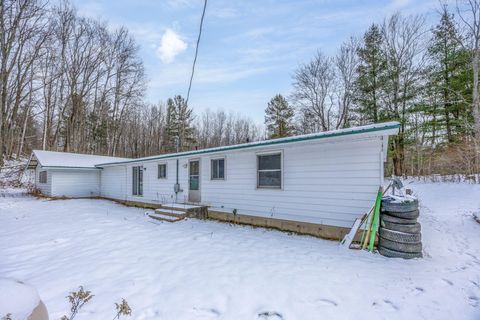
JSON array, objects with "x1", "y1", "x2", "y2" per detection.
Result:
[
  {"x1": 132, "y1": 166, "x2": 143, "y2": 196},
  {"x1": 158, "y1": 164, "x2": 167, "y2": 179},
  {"x1": 39, "y1": 171, "x2": 47, "y2": 184},
  {"x1": 211, "y1": 158, "x2": 225, "y2": 180},
  {"x1": 257, "y1": 153, "x2": 282, "y2": 188}
]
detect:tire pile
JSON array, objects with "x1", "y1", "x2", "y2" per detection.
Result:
[{"x1": 378, "y1": 196, "x2": 423, "y2": 259}]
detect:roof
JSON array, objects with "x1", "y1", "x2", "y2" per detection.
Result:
[
  {"x1": 96, "y1": 121, "x2": 400, "y2": 167},
  {"x1": 28, "y1": 150, "x2": 129, "y2": 169}
]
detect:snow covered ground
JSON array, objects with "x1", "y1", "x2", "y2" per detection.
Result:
[{"x1": 0, "y1": 181, "x2": 479, "y2": 320}]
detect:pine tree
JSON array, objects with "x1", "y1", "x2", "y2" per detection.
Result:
[
  {"x1": 165, "y1": 95, "x2": 196, "y2": 152},
  {"x1": 264, "y1": 94, "x2": 295, "y2": 138},
  {"x1": 354, "y1": 24, "x2": 387, "y2": 124},
  {"x1": 427, "y1": 6, "x2": 472, "y2": 143}
]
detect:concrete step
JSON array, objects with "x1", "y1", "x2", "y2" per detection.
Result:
[
  {"x1": 147, "y1": 212, "x2": 184, "y2": 223},
  {"x1": 154, "y1": 208, "x2": 189, "y2": 218},
  {"x1": 160, "y1": 203, "x2": 203, "y2": 212}
]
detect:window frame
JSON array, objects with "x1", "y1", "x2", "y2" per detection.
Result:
[
  {"x1": 210, "y1": 157, "x2": 226, "y2": 181},
  {"x1": 39, "y1": 170, "x2": 47, "y2": 184},
  {"x1": 132, "y1": 165, "x2": 144, "y2": 196},
  {"x1": 256, "y1": 151, "x2": 283, "y2": 190},
  {"x1": 157, "y1": 163, "x2": 167, "y2": 179}
]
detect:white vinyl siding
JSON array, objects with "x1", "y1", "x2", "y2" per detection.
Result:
[
  {"x1": 200, "y1": 137, "x2": 383, "y2": 228},
  {"x1": 98, "y1": 135, "x2": 386, "y2": 228},
  {"x1": 100, "y1": 166, "x2": 127, "y2": 200}
]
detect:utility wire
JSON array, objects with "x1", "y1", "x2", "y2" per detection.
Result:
[{"x1": 185, "y1": 0, "x2": 207, "y2": 106}]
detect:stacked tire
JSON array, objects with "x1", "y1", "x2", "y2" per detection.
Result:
[{"x1": 378, "y1": 196, "x2": 423, "y2": 259}]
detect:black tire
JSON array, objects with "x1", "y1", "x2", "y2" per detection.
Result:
[
  {"x1": 378, "y1": 237, "x2": 422, "y2": 253},
  {"x1": 381, "y1": 213, "x2": 417, "y2": 225},
  {"x1": 379, "y1": 227, "x2": 421, "y2": 243},
  {"x1": 383, "y1": 209, "x2": 419, "y2": 220},
  {"x1": 381, "y1": 196, "x2": 418, "y2": 213},
  {"x1": 378, "y1": 246, "x2": 423, "y2": 259},
  {"x1": 380, "y1": 219, "x2": 421, "y2": 234}
]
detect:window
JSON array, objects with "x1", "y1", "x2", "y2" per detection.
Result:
[
  {"x1": 257, "y1": 153, "x2": 282, "y2": 188},
  {"x1": 132, "y1": 166, "x2": 143, "y2": 196},
  {"x1": 158, "y1": 164, "x2": 167, "y2": 179},
  {"x1": 39, "y1": 171, "x2": 47, "y2": 184},
  {"x1": 211, "y1": 158, "x2": 225, "y2": 180}
]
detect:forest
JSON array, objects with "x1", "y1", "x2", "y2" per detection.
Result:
[{"x1": 1, "y1": 0, "x2": 480, "y2": 177}]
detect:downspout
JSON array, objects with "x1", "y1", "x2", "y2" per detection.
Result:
[{"x1": 175, "y1": 159, "x2": 179, "y2": 203}]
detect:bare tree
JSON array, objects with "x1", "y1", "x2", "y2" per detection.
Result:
[
  {"x1": 0, "y1": 0, "x2": 48, "y2": 166},
  {"x1": 335, "y1": 37, "x2": 360, "y2": 128},
  {"x1": 292, "y1": 51, "x2": 336, "y2": 131},
  {"x1": 457, "y1": 0, "x2": 480, "y2": 135}
]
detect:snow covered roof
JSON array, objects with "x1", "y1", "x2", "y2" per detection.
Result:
[
  {"x1": 97, "y1": 121, "x2": 400, "y2": 167},
  {"x1": 29, "y1": 150, "x2": 129, "y2": 169}
]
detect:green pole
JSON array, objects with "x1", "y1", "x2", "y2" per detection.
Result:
[{"x1": 368, "y1": 187, "x2": 383, "y2": 252}]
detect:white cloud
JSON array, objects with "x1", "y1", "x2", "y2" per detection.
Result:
[{"x1": 156, "y1": 29, "x2": 188, "y2": 63}]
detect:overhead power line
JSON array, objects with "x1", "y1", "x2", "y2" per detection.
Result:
[{"x1": 186, "y1": 0, "x2": 207, "y2": 106}]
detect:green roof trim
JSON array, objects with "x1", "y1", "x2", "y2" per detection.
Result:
[
  {"x1": 42, "y1": 166, "x2": 102, "y2": 170},
  {"x1": 96, "y1": 122, "x2": 400, "y2": 167}
]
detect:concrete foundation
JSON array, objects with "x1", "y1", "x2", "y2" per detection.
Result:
[{"x1": 207, "y1": 210, "x2": 353, "y2": 240}]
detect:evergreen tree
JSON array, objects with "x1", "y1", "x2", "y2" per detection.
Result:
[
  {"x1": 354, "y1": 24, "x2": 387, "y2": 124},
  {"x1": 427, "y1": 6, "x2": 472, "y2": 143},
  {"x1": 165, "y1": 95, "x2": 196, "y2": 152},
  {"x1": 264, "y1": 94, "x2": 295, "y2": 138}
]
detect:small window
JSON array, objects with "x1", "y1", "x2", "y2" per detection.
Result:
[
  {"x1": 158, "y1": 164, "x2": 167, "y2": 179},
  {"x1": 211, "y1": 158, "x2": 225, "y2": 180},
  {"x1": 39, "y1": 171, "x2": 47, "y2": 184},
  {"x1": 132, "y1": 166, "x2": 143, "y2": 196},
  {"x1": 257, "y1": 153, "x2": 282, "y2": 188}
]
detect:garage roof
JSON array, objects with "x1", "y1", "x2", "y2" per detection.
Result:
[{"x1": 27, "y1": 150, "x2": 129, "y2": 169}]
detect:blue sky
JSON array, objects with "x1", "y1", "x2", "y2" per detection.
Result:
[{"x1": 72, "y1": 0, "x2": 447, "y2": 123}]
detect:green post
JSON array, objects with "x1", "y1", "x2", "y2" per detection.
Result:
[{"x1": 368, "y1": 187, "x2": 383, "y2": 252}]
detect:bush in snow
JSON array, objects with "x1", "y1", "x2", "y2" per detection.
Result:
[
  {"x1": 113, "y1": 299, "x2": 132, "y2": 319},
  {"x1": 61, "y1": 286, "x2": 94, "y2": 320},
  {"x1": 60, "y1": 286, "x2": 131, "y2": 320}
]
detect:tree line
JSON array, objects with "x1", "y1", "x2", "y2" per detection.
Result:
[
  {"x1": 1, "y1": 0, "x2": 480, "y2": 177},
  {"x1": 0, "y1": 0, "x2": 261, "y2": 167},
  {"x1": 265, "y1": 3, "x2": 480, "y2": 176}
]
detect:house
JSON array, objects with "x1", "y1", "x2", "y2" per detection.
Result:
[
  {"x1": 26, "y1": 150, "x2": 129, "y2": 197},
  {"x1": 27, "y1": 122, "x2": 399, "y2": 239}
]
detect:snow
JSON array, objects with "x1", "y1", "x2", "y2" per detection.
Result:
[
  {"x1": 0, "y1": 278, "x2": 40, "y2": 319},
  {"x1": 383, "y1": 194, "x2": 417, "y2": 203},
  {"x1": 0, "y1": 180, "x2": 479, "y2": 320},
  {"x1": 31, "y1": 150, "x2": 129, "y2": 168}
]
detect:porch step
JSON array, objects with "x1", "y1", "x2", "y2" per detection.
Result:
[
  {"x1": 160, "y1": 203, "x2": 209, "y2": 218},
  {"x1": 147, "y1": 211, "x2": 185, "y2": 223},
  {"x1": 147, "y1": 204, "x2": 209, "y2": 222},
  {"x1": 154, "y1": 208, "x2": 189, "y2": 218},
  {"x1": 160, "y1": 203, "x2": 202, "y2": 212}
]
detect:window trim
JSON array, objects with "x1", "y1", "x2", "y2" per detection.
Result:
[
  {"x1": 210, "y1": 157, "x2": 226, "y2": 180},
  {"x1": 256, "y1": 150, "x2": 283, "y2": 190},
  {"x1": 39, "y1": 170, "x2": 47, "y2": 184},
  {"x1": 157, "y1": 163, "x2": 167, "y2": 179},
  {"x1": 132, "y1": 165, "x2": 144, "y2": 196}
]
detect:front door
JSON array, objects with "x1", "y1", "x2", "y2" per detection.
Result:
[{"x1": 188, "y1": 160, "x2": 200, "y2": 202}]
